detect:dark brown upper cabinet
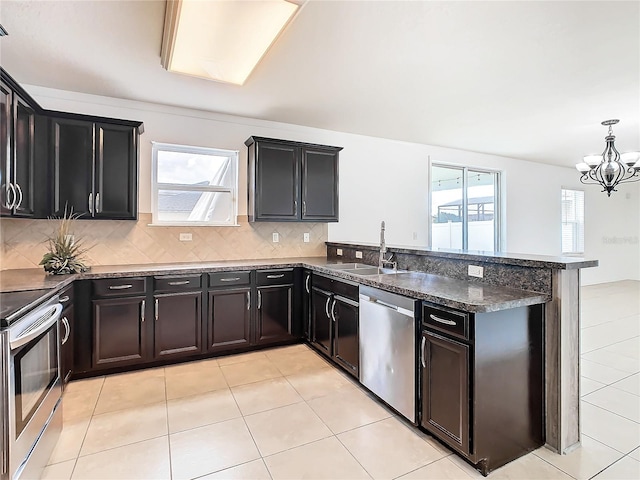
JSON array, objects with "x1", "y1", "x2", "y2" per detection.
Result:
[
  {"x1": 52, "y1": 116, "x2": 140, "y2": 220},
  {"x1": 246, "y1": 137, "x2": 341, "y2": 222}
]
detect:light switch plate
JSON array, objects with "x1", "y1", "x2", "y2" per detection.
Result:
[
  {"x1": 179, "y1": 233, "x2": 192, "y2": 241},
  {"x1": 337, "y1": 248, "x2": 343, "y2": 256},
  {"x1": 272, "y1": 232, "x2": 279, "y2": 243},
  {"x1": 468, "y1": 265, "x2": 484, "y2": 278},
  {"x1": 303, "y1": 233, "x2": 310, "y2": 243},
  {"x1": 355, "y1": 251, "x2": 363, "y2": 259}
]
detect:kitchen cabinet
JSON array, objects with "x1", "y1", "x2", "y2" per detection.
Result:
[
  {"x1": 310, "y1": 274, "x2": 359, "y2": 377},
  {"x1": 255, "y1": 269, "x2": 294, "y2": 345},
  {"x1": 208, "y1": 272, "x2": 252, "y2": 352},
  {"x1": 52, "y1": 117, "x2": 139, "y2": 219},
  {"x1": 91, "y1": 277, "x2": 148, "y2": 369},
  {"x1": 246, "y1": 137, "x2": 341, "y2": 222},
  {"x1": 419, "y1": 302, "x2": 544, "y2": 475},
  {"x1": 59, "y1": 285, "x2": 75, "y2": 387},
  {"x1": 152, "y1": 275, "x2": 203, "y2": 362}
]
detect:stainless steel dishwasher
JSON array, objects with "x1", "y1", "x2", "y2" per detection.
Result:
[{"x1": 359, "y1": 285, "x2": 417, "y2": 423}]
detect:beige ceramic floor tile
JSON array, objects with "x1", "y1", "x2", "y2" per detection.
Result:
[
  {"x1": 80, "y1": 402, "x2": 168, "y2": 456},
  {"x1": 602, "y1": 338, "x2": 640, "y2": 361},
  {"x1": 265, "y1": 347, "x2": 332, "y2": 376},
  {"x1": 41, "y1": 459, "x2": 76, "y2": 480},
  {"x1": 307, "y1": 386, "x2": 391, "y2": 434},
  {"x1": 581, "y1": 377, "x2": 606, "y2": 397},
  {"x1": 72, "y1": 436, "x2": 171, "y2": 480},
  {"x1": 286, "y1": 367, "x2": 356, "y2": 401},
  {"x1": 582, "y1": 349, "x2": 640, "y2": 374},
  {"x1": 533, "y1": 435, "x2": 625, "y2": 480},
  {"x1": 48, "y1": 417, "x2": 90, "y2": 465},
  {"x1": 232, "y1": 377, "x2": 303, "y2": 416},
  {"x1": 200, "y1": 459, "x2": 272, "y2": 479},
  {"x1": 397, "y1": 457, "x2": 474, "y2": 479},
  {"x1": 629, "y1": 447, "x2": 640, "y2": 461},
  {"x1": 165, "y1": 364, "x2": 228, "y2": 400},
  {"x1": 62, "y1": 379, "x2": 104, "y2": 422},
  {"x1": 337, "y1": 417, "x2": 446, "y2": 479},
  {"x1": 244, "y1": 402, "x2": 333, "y2": 456},
  {"x1": 611, "y1": 373, "x2": 640, "y2": 396},
  {"x1": 164, "y1": 357, "x2": 218, "y2": 374},
  {"x1": 93, "y1": 374, "x2": 166, "y2": 415},
  {"x1": 581, "y1": 359, "x2": 631, "y2": 385},
  {"x1": 221, "y1": 357, "x2": 283, "y2": 387},
  {"x1": 592, "y1": 456, "x2": 640, "y2": 480},
  {"x1": 216, "y1": 350, "x2": 269, "y2": 366},
  {"x1": 167, "y1": 388, "x2": 241, "y2": 433},
  {"x1": 488, "y1": 453, "x2": 573, "y2": 479},
  {"x1": 264, "y1": 436, "x2": 371, "y2": 479},
  {"x1": 102, "y1": 366, "x2": 165, "y2": 385},
  {"x1": 64, "y1": 377, "x2": 105, "y2": 396},
  {"x1": 580, "y1": 401, "x2": 640, "y2": 453},
  {"x1": 584, "y1": 385, "x2": 640, "y2": 422},
  {"x1": 170, "y1": 417, "x2": 260, "y2": 480}
]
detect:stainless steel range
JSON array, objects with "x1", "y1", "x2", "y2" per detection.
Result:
[{"x1": 1, "y1": 294, "x2": 63, "y2": 480}]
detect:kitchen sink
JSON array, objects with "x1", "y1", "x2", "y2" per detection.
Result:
[
  {"x1": 324, "y1": 263, "x2": 374, "y2": 270},
  {"x1": 324, "y1": 264, "x2": 404, "y2": 276}
]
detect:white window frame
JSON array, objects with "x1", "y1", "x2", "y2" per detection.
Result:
[
  {"x1": 151, "y1": 142, "x2": 239, "y2": 226},
  {"x1": 561, "y1": 188, "x2": 585, "y2": 255}
]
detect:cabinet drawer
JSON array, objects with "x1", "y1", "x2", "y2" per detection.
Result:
[
  {"x1": 154, "y1": 275, "x2": 202, "y2": 292},
  {"x1": 423, "y1": 303, "x2": 469, "y2": 341},
  {"x1": 58, "y1": 284, "x2": 75, "y2": 306},
  {"x1": 256, "y1": 269, "x2": 294, "y2": 286},
  {"x1": 209, "y1": 271, "x2": 251, "y2": 288},
  {"x1": 312, "y1": 274, "x2": 333, "y2": 292},
  {"x1": 92, "y1": 277, "x2": 146, "y2": 297},
  {"x1": 331, "y1": 278, "x2": 359, "y2": 302}
]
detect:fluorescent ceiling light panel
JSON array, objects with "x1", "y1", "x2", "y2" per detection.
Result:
[{"x1": 162, "y1": 0, "x2": 299, "y2": 85}]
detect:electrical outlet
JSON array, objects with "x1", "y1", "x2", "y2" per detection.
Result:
[
  {"x1": 303, "y1": 232, "x2": 310, "y2": 243},
  {"x1": 179, "y1": 233, "x2": 192, "y2": 242},
  {"x1": 337, "y1": 248, "x2": 343, "y2": 256},
  {"x1": 468, "y1": 265, "x2": 484, "y2": 278},
  {"x1": 355, "y1": 251, "x2": 363, "y2": 259},
  {"x1": 272, "y1": 232, "x2": 279, "y2": 243}
]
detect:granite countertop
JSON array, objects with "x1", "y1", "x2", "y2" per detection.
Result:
[
  {"x1": 0, "y1": 256, "x2": 548, "y2": 324},
  {"x1": 326, "y1": 241, "x2": 599, "y2": 270}
]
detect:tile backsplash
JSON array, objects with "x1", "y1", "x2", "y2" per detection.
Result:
[{"x1": 0, "y1": 214, "x2": 327, "y2": 270}]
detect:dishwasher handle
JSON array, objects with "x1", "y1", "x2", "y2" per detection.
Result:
[{"x1": 359, "y1": 293, "x2": 414, "y2": 318}]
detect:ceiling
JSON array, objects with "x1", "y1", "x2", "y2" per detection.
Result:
[{"x1": 1, "y1": 1, "x2": 638, "y2": 168}]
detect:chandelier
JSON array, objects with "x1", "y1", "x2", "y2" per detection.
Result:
[{"x1": 576, "y1": 120, "x2": 640, "y2": 197}]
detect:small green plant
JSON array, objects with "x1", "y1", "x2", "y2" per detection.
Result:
[{"x1": 40, "y1": 208, "x2": 90, "y2": 274}]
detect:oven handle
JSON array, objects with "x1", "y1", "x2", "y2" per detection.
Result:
[{"x1": 10, "y1": 304, "x2": 62, "y2": 351}]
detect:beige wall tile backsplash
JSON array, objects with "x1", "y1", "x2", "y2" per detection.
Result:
[{"x1": 0, "y1": 214, "x2": 327, "y2": 270}]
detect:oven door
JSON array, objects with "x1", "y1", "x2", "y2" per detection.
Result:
[{"x1": 8, "y1": 303, "x2": 62, "y2": 479}]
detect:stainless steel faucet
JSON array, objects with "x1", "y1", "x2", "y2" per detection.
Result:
[{"x1": 379, "y1": 221, "x2": 397, "y2": 271}]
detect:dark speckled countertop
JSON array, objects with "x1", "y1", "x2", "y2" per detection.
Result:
[{"x1": 0, "y1": 256, "x2": 549, "y2": 325}]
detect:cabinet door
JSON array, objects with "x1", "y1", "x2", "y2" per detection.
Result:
[
  {"x1": 333, "y1": 296, "x2": 359, "y2": 377},
  {"x1": 255, "y1": 285, "x2": 292, "y2": 344},
  {"x1": 255, "y1": 142, "x2": 299, "y2": 220},
  {"x1": 301, "y1": 147, "x2": 338, "y2": 221},
  {"x1": 311, "y1": 287, "x2": 332, "y2": 356},
  {"x1": 208, "y1": 288, "x2": 251, "y2": 352},
  {"x1": 154, "y1": 292, "x2": 202, "y2": 359},
  {"x1": 60, "y1": 305, "x2": 74, "y2": 386},
  {"x1": 95, "y1": 123, "x2": 137, "y2": 219},
  {"x1": 52, "y1": 118, "x2": 94, "y2": 217},
  {"x1": 12, "y1": 95, "x2": 35, "y2": 217},
  {"x1": 92, "y1": 296, "x2": 147, "y2": 368},
  {"x1": 421, "y1": 330, "x2": 470, "y2": 454},
  {"x1": 302, "y1": 270, "x2": 312, "y2": 341},
  {"x1": 0, "y1": 81, "x2": 11, "y2": 215}
]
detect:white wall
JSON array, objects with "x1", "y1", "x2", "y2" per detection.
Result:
[{"x1": 24, "y1": 85, "x2": 639, "y2": 285}]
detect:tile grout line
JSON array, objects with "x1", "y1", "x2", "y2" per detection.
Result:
[
  {"x1": 581, "y1": 398, "x2": 640, "y2": 425},
  {"x1": 162, "y1": 367, "x2": 174, "y2": 480},
  {"x1": 580, "y1": 433, "x2": 640, "y2": 457}
]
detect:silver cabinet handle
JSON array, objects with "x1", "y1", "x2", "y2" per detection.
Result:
[
  {"x1": 14, "y1": 182, "x2": 23, "y2": 209},
  {"x1": 141, "y1": 300, "x2": 145, "y2": 322},
  {"x1": 168, "y1": 280, "x2": 190, "y2": 286},
  {"x1": 246, "y1": 291, "x2": 251, "y2": 310},
  {"x1": 257, "y1": 290, "x2": 262, "y2": 310},
  {"x1": 324, "y1": 296, "x2": 331, "y2": 319},
  {"x1": 302, "y1": 200, "x2": 306, "y2": 216},
  {"x1": 5, "y1": 183, "x2": 16, "y2": 209},
  {"x1": 61, "y1": 316, "x2": 70, "y2": 345},
  {"x1": 155, "y1": 298, "x2": 159, "y2": 321},
  {"x1": 60, "y1": 295, "x2": 70, "y2": 303},
  {"x1": 266, "y1": 274, "x2": 285, "y2": 279},
  {"x1": 95, "y1": 192, "x2": 100, "y2": 213},
  {"x1": 429, "y1": 314, "x2": 457, "y2": 326},
  {"x1": 294, "y1": 200, "x2": 298, "y2": 215},
  {"x1": 421, "y1": 336, "x2": 426, "y2": 368},
  {"x1": 331, "y1": 299, "x2": 337, "y2": 323},
  {"x1": 220, "y1": 277, "x2": 240, "y2": 282},
  {"x1": 109, "y1": 284, "x2": 133, "y2": 290},
  {"x1": 88, "y1": 193, "x2": 93, "y2": 215},
  {"x1": 305, "y1": 274, "x2": 310, "y2": 294}
]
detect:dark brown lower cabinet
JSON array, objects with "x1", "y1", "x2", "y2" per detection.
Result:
[
  {"x1": 255, "y1": 285, "x2": 293, "y2": 344},
  {"x1": 154, "y1": 291, "x2": 202, "y2": 359},
  {"x1": 60, "y1": 304, "x2": 74, "y2": 386},
  {"x1": 208, "y1": 287, "x2": 251, "y2": 351},
  {"x1": 332, "y1": 296, "x2": 359, "y2": 377},
  {"x1": 92, "y1": 296, "x2": 147, "y2": 368}
]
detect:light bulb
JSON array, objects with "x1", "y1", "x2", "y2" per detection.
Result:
[
  {"x1": 575, "y1": 162, "x2": 591, "y2": 173},
  {"x1": 584, "y1": 155, "x2": 603, "y2": 168},
  {"x1": 621, "y1": 152, "x2": 640, "y2": 167}
]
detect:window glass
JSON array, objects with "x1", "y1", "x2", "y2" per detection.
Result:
[
  {"x1": 561, "y1": 189, "x2": 585, "y2": 254},
  {"x1": 152, "y1": 143, "x2": 238, "y2": 226}
]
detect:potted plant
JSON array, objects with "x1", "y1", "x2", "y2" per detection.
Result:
[{"x1": 40, "y1": 209, "x2": 90, "y2": 274}]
